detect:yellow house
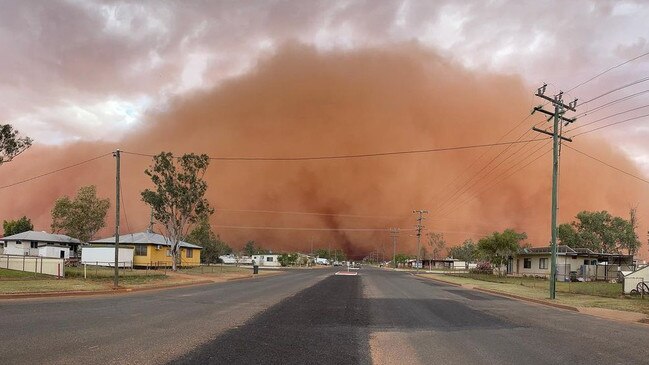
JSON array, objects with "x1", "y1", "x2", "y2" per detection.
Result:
[{"x1": 90, "y1": 231, "x2": 201, "y2": 267}]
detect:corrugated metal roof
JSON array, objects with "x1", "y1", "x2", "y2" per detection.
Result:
[
  {"x1": 90, "y1": 231, "x2": 202, "y2": 249},
  {"x1": 0, "y1": 230, "x2": 82, "y2": 244}
]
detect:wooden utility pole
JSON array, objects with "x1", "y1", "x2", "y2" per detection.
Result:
[
  {"x1": 113, "y1": 149, "x2": 121, "y2": 288},
  {"x1": 532, "y1": 84, "x2": 577, "y2": 299},
  {"x1": 390, "y1": 228, "x2": 399, "y2": 269},
  {"x1": 413, "y1": 210, "x2": 428, "y2": 273}
]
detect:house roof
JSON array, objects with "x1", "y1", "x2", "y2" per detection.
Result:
[
  {"x1": 90, "y1": 231, "x2": 202, "y2": 249},
  {"x1": 519, "y1": 245, "x2": 631, "y2": 258},
  {"x1": 0, "y1": 231, "x2": 82, "y2": 245}
]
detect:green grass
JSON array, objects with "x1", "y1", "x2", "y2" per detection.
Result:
[
  {"x1": 421, "y1": 273, "x2": 649, "y2": 315},
  {"x1": 0, "y1": 268, "x2": 50, "y2": 279},
  {"x1": 177, "y1": 264, "x2": 251, "y2": 275},
  {"x1": 448, "y1": 273, "x2": 623, "y2": 298}
]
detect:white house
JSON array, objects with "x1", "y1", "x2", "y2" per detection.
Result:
[
  {"x1": 514, "y1": 245, "x2": 634, "y2": 281},
  {"x1": 252, "y1": 254, "x2": 281, "y2": 267},
  {"x1": 1, "y1": 231, "x2": 81, "y2": 259}
]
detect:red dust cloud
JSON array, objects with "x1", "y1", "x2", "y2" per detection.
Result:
[{"x1": 1, "y1": 44, "x2": 648, "y2": 259}]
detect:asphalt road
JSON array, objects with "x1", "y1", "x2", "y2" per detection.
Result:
[{"x1": 2, "y1": 267, "x2": 649, "y2": 364}]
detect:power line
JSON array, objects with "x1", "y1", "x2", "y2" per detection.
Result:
[
  {"x1": 580, "y1": 76, "x2": 649, "y2": 106},
  {"x1": 563, "y1": 144, "x2": 649, "y2": 185},
  {"x1": 211, "y1": 225, "x2": 415, "y2": 232},
  {"x1": 436, "y1": 141, "x2": 553, "y2": 218},
  {"x1": 566, "y1": 104, "x2": 649, "y2": 133},
  {"x1": 120, "y1": 138, "x2": 548, "y2": 161},
  {"x1": 0, "y1": 152, "x2": 112, "y2": 190},
  {"x1": 571, "y1": 113, "x2": 649, "y2": 137},
  {"x1": 215, "y1": 208, "x2": 409, "y2": 220},
  {"x1": 574, "y1": 88, "x2": 649, "y2": 118},
  {"x1": 566, "y1": 50, "x2": 649, "y2": 93}
]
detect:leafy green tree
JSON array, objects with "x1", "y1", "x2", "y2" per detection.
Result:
[
  {"x1": 51, "y1": 185, "x2": 110, "y2": 246},
  {"x1": 242, "y1": 240, "x2": 269, "y2": 256},
  {"x1": 243, "y1": 241, "x2": 256, "y2": 256},
  {"x1": 185, "y1": 217, "x2": 232, "y2": 263},
  {"x1": 3, "y1": 216, "x2": 34, "y2": 236},
  {"x1": 278, "y1": 253, "x2": 299, "y2": 267},
  {"x1": 313, "y1": 248, "x2": 331, "y2": 260},
  {"x1": 141, "y1": 152, "x2": 213, "y2": 271},
  {"x1": 477, "y1": 229, "x2": 527, "y2": 275},
  {"x1": 448, "y1": 239, "x2": 476, "y2": 262},
  {"x1": 0, "y1": 124, "x2": 32, "y2": 165},
  {"x1": 427, "y1": 232, "x2": 446, "y2": 259},
  {"x1": 557, "y1": 210, "x2": 640, "y2": 254},
  {"x1": 393, "y1": 253, "x2": 410, "y2": 267}
]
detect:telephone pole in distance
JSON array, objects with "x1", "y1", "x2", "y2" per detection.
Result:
[
  {"x1": 413, "y1": 210, "x2": 428, "y2": 273},
  {"x1": 390, "y1": 228, "x2": 399, "y2": 269}
]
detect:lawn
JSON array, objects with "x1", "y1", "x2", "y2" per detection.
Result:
[
  {"x1": 177, "y1": 264, "x2": 252, "y2": 275},
  {"x1": 448, "y1": 273, "x2": 623, "y2": 298},
  {"x1": 422, "y1": 273, "x2": 649, "y2": 315},
  {"x1": 0, "y1": 268, "x2": 50, "y2": 279}
]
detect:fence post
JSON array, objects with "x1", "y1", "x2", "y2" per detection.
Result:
[
  {"x1": 84, "y1": 264, "x2": 87, "y2": 279},
  {"x1": 23, "y1": 255, "x2": 25, "y2": 271}
]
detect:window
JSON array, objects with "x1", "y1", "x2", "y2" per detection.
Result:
[
  {"x1": 166, "y1": 249, "x2": 172, "y2": 257},
  {"x1": 186, "y1": 249, "x2": 193, "y2": 258},
  {"x1": 266, "y1": 256, "x2": 273, "y2": 262},
  {"x1": 539, "y1": 258, "x2": 548, "y2": 269},
  {"x1": 523, "y1": 258, "x2": 532, "y2": 269},
  {"x1": 15, "y1": 240, "x2": 22, "y2": 245},
  {"x1": 135, "y1": 245, "x2": 147, "y2": 256},
  {"x1": 31, "y1": 241, "x2": 38, "y2": 249}
]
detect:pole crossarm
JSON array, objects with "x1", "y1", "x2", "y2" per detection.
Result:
[
  {"x1": 532, "y1": 127, "x2": 573, "y2": 142},
  {"x1": 534, "y1": 85, "x2": 578, "y2": 111},
  {"x1": 532, "y1": 106, "x2": 576, "y2": 124}
]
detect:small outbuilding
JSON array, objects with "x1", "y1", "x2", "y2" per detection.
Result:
[{"x1": 90, "y1": 231, "x2": 201, "y2": 267}]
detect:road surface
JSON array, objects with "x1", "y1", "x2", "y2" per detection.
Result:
[{"x1": 1, "y1": 267, "x2": 648, "y2": 364}]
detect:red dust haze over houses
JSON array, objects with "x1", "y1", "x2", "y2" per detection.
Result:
[{"x1": 1, "y1": 45, "x2": 648, "y2": 258}]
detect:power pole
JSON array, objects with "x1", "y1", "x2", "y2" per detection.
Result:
[
  {"x1": 113, "y1": 149, "x2": 121, "y2": 288},
  {"x1": 532, "y1": 84, "x2": 577, "y2": 300},
  {"x1": 413, "y1": 210, "x2": 428, "y2": 273},
  {"x1": 390, "y1": 228, "x2": 399, "y2": 269}
]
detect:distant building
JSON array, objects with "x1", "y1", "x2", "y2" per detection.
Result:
[
  {"x1": 513, "y1": 245, "x2": 634, "y2": 281},
  {"x1": 1, "y1": 231, "x2": 81, "y2": 259},
  {"x1": 252, "y1": 254, "x2": 281, "y2": 267},
  {"x1": 90, "y1": 231, "x2": 201, "y2": 267}
]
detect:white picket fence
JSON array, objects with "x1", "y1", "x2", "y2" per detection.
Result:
[{"x1": 0, "y1": 254, "x2": 65, "y2": 277}]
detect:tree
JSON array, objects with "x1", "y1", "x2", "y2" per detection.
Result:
[
  {"x1": 3, "y1": 216, "x2": 34, "y2": 236},
  {"x1": 278, "y1": 253, "x2": 299, "y2": 267},
  {"x1": 557, "y1": 210, "x2": 640, "y2": 254},
  {"x1": 477, "y1": 229, "x2": 527, "y2": 275},
  {"x1": 393, "y1": 253, "x2": 410, "y2": 267},
  {"x1": 141, "y1": 152, "x2": 213, "y2": 271},
  {"x1": 185, "y1": 217, "x2": 232, "y2": 263},
  {"x1": 243, "y1": 241, "x2": 256, "y2": 256},
  {"x1": 0, "y1": 124, "x2": 32, "y2": 165},
  {"x1": 427, "y1": 232, "x2": 446, "y2": 260},
  {"x1": 448, "y1": 239, "x2": 476, "y2": 262},
  {"x1": 51, "y1": 185, "x2": 110, "y2": 246}
]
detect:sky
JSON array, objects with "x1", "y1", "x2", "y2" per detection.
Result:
[{"x1": 1, "y1": 0, "x2": 649, "y2": 257}]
